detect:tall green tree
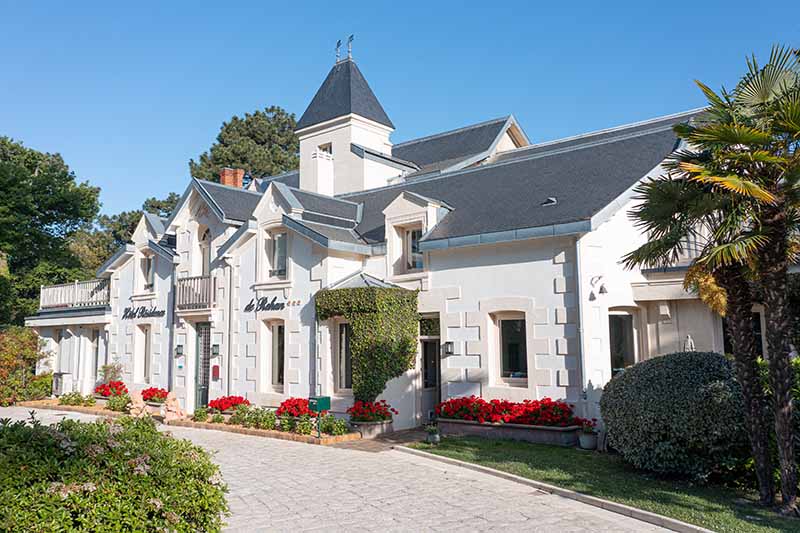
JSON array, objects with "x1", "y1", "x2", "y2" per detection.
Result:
[
  {"x1": 626, "y1": 45, "x2": 800, "y2": 512},
  {"x1": 189, "y1": 105, "x2": 299, "y2": 182},
  {"x1": 0, "y1": 138, "x2": 100, "y2": 325}
]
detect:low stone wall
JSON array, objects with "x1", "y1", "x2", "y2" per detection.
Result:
[
  {"x1": 438, "y1": 418, "x2": 580, "y2": 447},
  {"x1": 165, "y1": 418, "x2": 362, "y2": 446},
  {"x1": 17, "y1": 399, "x2": 126, "y2": 418}
]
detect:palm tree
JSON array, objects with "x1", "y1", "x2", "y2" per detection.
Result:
[
  {"x1": 623, "y1": 171, "x2": 775, "y2": 505},
  {"x1": 629, "y1": 45, "x2": 800, "y2": 512}
]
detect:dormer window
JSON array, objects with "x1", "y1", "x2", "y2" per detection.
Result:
[
  {"x1": 269, "y1": 231, "x2": 287, "y2": 279},
  {"x1": 318, "y1": 142, "x2": 332, "y2": 154},
  {"x1": 404, "y1": 227, "x2": 423, "y2": 272}
]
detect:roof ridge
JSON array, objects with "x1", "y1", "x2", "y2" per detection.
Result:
[
  {"x1": 500, "y1": 108, "x2": 705, "y2": 157},
  {"x1": 260, "y1": 169, "x2": 299, "y2": 181},
  {"x1": 338, "y1": 117, "x2": 687, "y2": 200},
  {"x1": 200, "y1": 179, "x2": 263, "y2": 197},
  {"x1": 393, "y1": 116, "x2": 510, "y2": 148},
  {"x1": 287, "y1": 185, "x2": 361, "y2": 206}
]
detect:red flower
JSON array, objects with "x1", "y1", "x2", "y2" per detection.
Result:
[
  {"x1": 141, "y1": 387, "x2": 168, "y2": 402},
  {"x1": 208, "y1": 395, "x2": 250, "y2": 412},
  {"x1": 435, "y1": 396, "x2": 581, "y2": 427},
  {"x1": 346, "y1": 400, "x2": 397, "y2": 422},
  {"x1": 276, "y1": 397, "x2": 325, "y2": 418},
  {"x1": 94, "y1": 381, "x2": 128, "y2": 397}
]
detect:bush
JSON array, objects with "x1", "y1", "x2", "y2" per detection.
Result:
[
  {"x1": 210, "y1": 413, "x2": 225, "y2": 424},
  {"x1": 24, "y1": 372, "x2": 53, "y2": 401},
  {"x1": 294, "y1": 414, "x2": 314, "y2": 435},
  {"x1": 243, "y1": 407, "x2": 276, "y2": 430},
  {"x1": 58, "y1": 392, "x2": 95, "y2": 407},
  {"x1": 279, "y1": 414, "x2": 294, "y2": 432},
  {"x1": 226, "y1": 404, "x2": 251, "y2": 425},
  {"x1": 435, "y1": 396, "x2": 582, "y2": 426},
  {"x1": 601, "y1": 351, "x2": 748, "y2": 480},
  {"x1": 0, "y1": 415, "x2": 228, "y2": 531},
  {"x1": 319, "y1": 414, "x2": 348, "y2": 436},
  {"x1": 106, "y1": 394, "x2": 130, "y2": 413},
  {"x1": 0, "y1": 326, "x2": 49, "y2": 406},
  {"x1": 192, "y1": 407, "x2": 208, "y2": 423}
]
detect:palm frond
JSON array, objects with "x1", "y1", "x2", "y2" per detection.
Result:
[
  {"x1": 736, "y1": 45, "x2": 800, "y2": 108},
  {"x1": 680, "y1": 163, "x2": 776, "y2": 203},
  {"x1": 699, "y1": 233, "x2": 769, "y2": 268},
  {"x1": 687, "y1": 123, "x2": 773, "y2": 146}
]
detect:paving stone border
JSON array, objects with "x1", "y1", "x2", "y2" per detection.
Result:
[
  {"x1": 395, "y1": 445, "x2": 713, "y2": 533},
  {"x1": 164, "y1": 418, "x2": 361, "y2": 446},
  {"x1": 17, "y1": 399, "x2": 126, "y2": 418}
]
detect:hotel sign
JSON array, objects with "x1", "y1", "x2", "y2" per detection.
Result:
[
  {"x1": 122, "y1": 306, "x2": 166, "y2": 319},
  {"x1": 243, "y1": 296, "x2": 301, "y2": 312}
]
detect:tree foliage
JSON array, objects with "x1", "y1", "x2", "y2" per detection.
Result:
[{"x1": 189, "y1": 106, "x2": 299, "y2": 182}]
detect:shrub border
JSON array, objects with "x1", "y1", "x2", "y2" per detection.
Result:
[
  {"x1": 396, "y1": 445, "x2": 713, "y2": 533},
  {"x1": 165, "y1": 418, "x2": 361, "y2": 446}
]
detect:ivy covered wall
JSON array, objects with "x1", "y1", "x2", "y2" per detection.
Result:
[{"x1": 315, "y1": 287, "x2": 419, "y2": 402}]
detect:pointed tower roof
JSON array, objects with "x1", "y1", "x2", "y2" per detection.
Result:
[{"x1": 296, "y1": 59, "x2": 394, "y2": 131}]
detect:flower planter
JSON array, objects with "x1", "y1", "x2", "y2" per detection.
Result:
[
  {"x1": 579, "y1": 432, "x2": 598, "y2": 450},
  {"x1": 350, "y1": 419, "x2": 394, "y2": 439},
  {"x1": 145, "y1": 401, "x2": 165, "y2": 408},
  {"x1": 438, "y1": 418, "x2": 580, "y2": 447}
]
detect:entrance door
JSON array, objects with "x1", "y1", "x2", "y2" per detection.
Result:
[
  {"x1": 609, "y1": 314, "x2": 635, "y2": 376},
  {"x1": 195, "y1": 322, "x2": 211, "y2": 408},
  {"x1": 421, "y1": 340, "x2": 440, "y2": 422}
]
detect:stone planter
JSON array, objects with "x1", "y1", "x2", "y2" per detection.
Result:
[
  {"x1": 145, "y1": 400, "x2": 166, "y2": 408},
  {"x1": 350, "y1": 419, "x2": 394, "y2": 439},
  {"x1": 579, "y1": 432, "x2": 598, "y2": 450},
  {"x1": 438, "y1": 418, "x2": 580, "y2": 447}
]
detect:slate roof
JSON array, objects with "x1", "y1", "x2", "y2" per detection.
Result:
[
  {"x1": 143, "y1": 212, "x2": 167, "y2": 235},
  {"x1": 341, "y1": 110, "x2": 703, "y2": 245},
  {"x1": 289, "y1": 187, "x2": 360, "y2": 220},
  {"x1": 325, "y1": 271, "x2": 400, "y2": 290},
  {"x1": 296, "y1": 59, "x2": 394, "y2": 131},
  {"x1": 196, "y1": 179, "x2": 262, "y2": 222},
  {"x1": 252, "y1": 170, "x2": 300, "y2": 192},
  {"x1": 392, "y1": 117, "x2": 509, "y2": 174}
]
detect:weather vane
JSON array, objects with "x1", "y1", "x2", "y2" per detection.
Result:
[
  {"x1": 335, "y1": 39, "x2": 341, "y2": 62},
  {"x1": 347, "y1": 34, "x2": 353, "y2": 59}
]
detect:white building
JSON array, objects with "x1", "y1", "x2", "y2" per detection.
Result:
[{"x1": 26, "y1": 57, "x2": 736, "y2": 429}]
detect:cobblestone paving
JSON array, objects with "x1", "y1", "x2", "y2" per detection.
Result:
[{"x1": 1, "y1": 407, "x2": 667, "y2": 532}]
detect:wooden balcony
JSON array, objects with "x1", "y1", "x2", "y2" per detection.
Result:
[
  {"x1": 176, "y1": 275, "x2": 215, "y2": 310},
  {"x1": 40, "y1": 279, "x2": 110, "y2": 309}
]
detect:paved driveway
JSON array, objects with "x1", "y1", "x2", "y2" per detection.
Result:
[{"x1": 1, "y1": 407, "x2": 666, "y2": 532}]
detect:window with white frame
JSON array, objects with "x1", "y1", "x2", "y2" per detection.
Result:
[
  {"x1": 141, "y1": 254, "x2": 155, "y2": 291},
  {"x1": 495, "y1": 313, "x2": 527, "y2": 381},
  {"x1": 404, "y1": 226, "x2": 423, "y2": 272},
  {"x1": 269, "y1": 231, "x2": 287, "y2": 279},
  {"x1": 337, "y1": 323, "x2": 352, "y2": 390},
  {"x1": 200, "y1": 228, "x2": 211, "y2": 276},
  {"x1": 136, "y1": 324, "x2": 151, "y2": 384},
  {"x1": 271, "y1": 322, "x2": 285, "y2": 388}
]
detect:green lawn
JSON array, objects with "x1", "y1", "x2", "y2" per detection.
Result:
[{"x1": 410, "y1": 437, "x2": 800, "y2": 533}]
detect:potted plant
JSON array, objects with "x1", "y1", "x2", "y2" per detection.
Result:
[
  {"x1": 425, "y1": 424, "x2": 440, "y2": 444},
  {"x1": 579, "y1": 418, "x2": 598, "y2": 450},
  {"x1": 142, "y1": 387, "x2": 168, "y2": 406},
  {"x1": 94, "y1": 380, "x2": 128, "y2": 400},
  {"x1": 347, "y1": 400, "x2": 397, "y2": 439}
]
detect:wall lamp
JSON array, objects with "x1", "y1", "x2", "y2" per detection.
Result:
[
  {"x1": 443, "y1": 341, "x2": 454, "y2": 355},
  {"x1": 212, "y1": 344, "x2": 220, "y2": 356}
]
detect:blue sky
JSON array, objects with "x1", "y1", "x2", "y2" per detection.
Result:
[{"x1": 2, "y1": 2, "x2": 798, "y2": 215}]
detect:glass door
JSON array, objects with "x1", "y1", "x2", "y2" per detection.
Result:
[{"x1": 195, "y1": 323, "x2": 211, "y2": 407}]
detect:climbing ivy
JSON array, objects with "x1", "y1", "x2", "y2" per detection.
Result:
[{"x1": 316, "y1": 287, "x2": 419, "y2": 402}]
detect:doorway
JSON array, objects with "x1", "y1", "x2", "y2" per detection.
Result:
[
  {"x1": 420, "y1": 340, "x2": 440, "y2": 422},
  {"x1": 609, "y1": 314, "x2": 636, "y2": 376},
  {"x1": 195, "y1": 322, "x2": 211, "y2": 408}
]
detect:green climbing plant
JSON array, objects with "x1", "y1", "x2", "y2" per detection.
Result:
[{"x1": 316, "y1": 287, "x2": 419, "y2": 402}]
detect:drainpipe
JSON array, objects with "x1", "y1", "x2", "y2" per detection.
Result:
[
  {"x1": 166, "y1": 263, "x2": 176, "y2": 392},
  {"x1": 226, "y1": 259, "x2": 234, "y2": 396},
  {"x1": 574, "y1": 235, "x2": 588, "y2": 415}
]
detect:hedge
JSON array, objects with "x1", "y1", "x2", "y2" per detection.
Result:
[
  {"x1": 600, "y1": 351, "x2": 749, "y2": 480},
  {"x1": 316, "y1": 287, "x2": 418, "y2": 402},
  {"x1": 0, "y1": 326, "x2": 51, "y2": 406}
]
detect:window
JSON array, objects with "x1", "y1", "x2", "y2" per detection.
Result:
[
  {"x1": 609, "y1": 314, "x2": 635, "y2": 375},
  {"x1": 318, "y1": 142, "x2": 332, "y2": 154},
  {"x1": 270, "y1": 232, "x2": 287, "y2": 278},
  {"x1": 91, "y1": 329, "x2": 100, "y2": 381},
  {"x1": 422, "y1": 341, "x2": 439, "y2": 389},
  {"x1": 200, "y1": 228, "x2": 211, "y2": 276},
  {"x1": 141, "y1": 255, "x2": 155, "y2": 291},
  {"x1": 500, "y1": 318, "x2": 527, "y2": 379},
  {"x1": 404, "y1": 227, "x2": 423, "y2": 272},
  {"x1": 338, "y1": 323, "x2": 352, "y2": 390},
  {"x1": 138, "y1": 325, "x2": 151, "y2": 384},
  {"x1": 272, "y1": 323, "x2": 285, "y2": 387}
]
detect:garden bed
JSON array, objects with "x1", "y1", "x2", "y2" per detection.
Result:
[
  {"x1": 438, "y1": 418, "x2": 580, "y2": 447},
  {"x1": 16, "y1": 399, "x2": 127, "y2": 418},
  {"x1": 165, "y1": 418, "x2": 361, "y2": 446}
]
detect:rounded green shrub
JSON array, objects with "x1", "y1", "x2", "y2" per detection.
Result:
[
  {"x1": 192, "y1": 407, "x2": 208, "y2": 422},
  {"x1": 0, "y1": 415, "x2": 228, "y2": 531},
  {"x1": 105, "y1": 393, "x2": 130, "y2": 413},
  {"x1": 600, "y1": 351, "x2": 748, "y2": 479}
]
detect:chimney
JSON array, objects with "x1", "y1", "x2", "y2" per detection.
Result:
[{"x1": 219, "y1": 167, "x2": 245, "y2": 188}]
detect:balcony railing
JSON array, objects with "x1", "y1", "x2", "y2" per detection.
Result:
[
  {"x1": 176, "y1": 275, "x2": 215, "y2": 310},
  {"x1": 40, "y1": 279, "x2": 110, "y2": 309}
]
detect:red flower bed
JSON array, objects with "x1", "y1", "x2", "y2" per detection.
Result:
[
  {"x1": 207, "y1": 395, "x2": 250, "y2": 412},
  {"x1": 141, "y1": 387, "x2": 168, "y2": 403},
  {"x1": 435, "y1": 396, "x2": 584, "y2": 427},
  {"x1": 347, "y1": 400, "x2": 398, "y2": 422},
  {"x1": 94, "y1": 381, "x2": 128, "y2": 397},
  {"x1": 276, "y1": 397, "x2": 325, "y2": 418}
]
